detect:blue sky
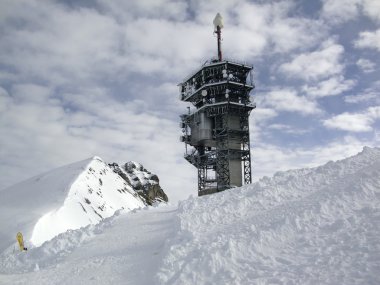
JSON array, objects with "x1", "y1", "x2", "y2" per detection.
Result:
[{"x1": 0, "y1": 0, "x2": 379, "y2": 202}]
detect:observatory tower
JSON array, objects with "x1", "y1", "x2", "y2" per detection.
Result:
[{"x1": 179, "y1": 13, "x2": 256, "y2": 196}]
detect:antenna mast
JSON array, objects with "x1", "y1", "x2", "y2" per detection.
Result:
[
  {"x1": 213, "y1": 13, "x2": 224, "y2": 61},
  {"x1": 179, "y1": 13, "x2": 255, "y2": 196}
]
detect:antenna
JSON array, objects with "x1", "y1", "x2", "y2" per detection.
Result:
[
  {"x1": 213, "y1": 13, "x2": 224, "y2": 61},
  {"x1": 179, "y1": 12, "x2": 255, "y2": 196}
]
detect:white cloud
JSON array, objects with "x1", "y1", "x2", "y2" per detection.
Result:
[
  {"x1": 0, "y1": 86, "x2": 11, "y2": 113},
  {"x1": 0, "y1": 1, "x2": 127, "y2": 85},
  {"x1": 323, "y1": 106, "x2": 380, "y2": 132},
  {"x1": 345, "y1": 80, "x2": 380, "y2": 104},
  {"x1": 252, "y1": 107, "x2": 278, "y2": 122},
  {"x1": 97, "y1": 0, "x2": 189, "y2": 21},
  {"x1": 345, "y1": 92, "x2": 377, "y2": 103},
  {"x1": 0, "y1": 0, "x2": 362, "y2": 93},
  {"x1": 302, "y1": 76, "x2": 356, "y2": 98},
  {"x1": 249, "y1": 107, "x2": 278, "y2": 142},
  {"x1": 0, "y1": 0, "x2": 378, "y2": 203},
  {"x1": 268, "y1": 124, "x2": 310, "y2": 135},
  {"x1": 11, "y1": 84, "x2": 52, "y2": 103},
  {"x1": 324, "y1": 113, "x2": 372, "y2": 132},
  {"x1": 321, "y1": 0, "x2": 380, "y2": 24},
  {"x1": 235, "y1": 1, "x2": 326, "y2": 54},
  {"x1": 0, "y1": 84, "x2": 196, "y2": 202},
  {"x1": 279, "y1": 40, "x2": 345, "y2": 81},
  {"x1": 362, "y1": 0, "x2": 380, "y2": 22},
  {"x1": 354, "y1": 29, "x2": 380, "y2": 51},
  {"x1": 256, "y1": 89, "x2": 321, "y2": 115},
  {"x1": 356, "y1": 58, "x2": 376, "y2": 72},
  {"x1": 0, "y1": 0, "x2": 330, "y2": 86},
  {"x1": 184, "y1": 0, "x2": 327, "y2": 58},
  {"x1": 321, "y1": 0, "x2": 361, "y2": 24}
]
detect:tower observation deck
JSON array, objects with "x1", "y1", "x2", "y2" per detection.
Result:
[{"x1": 179, "y1": 13, "x2": 256, "y2": 196}]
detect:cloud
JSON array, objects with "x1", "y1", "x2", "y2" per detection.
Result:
[
  {"x1": 354, "y1": 29, "x2": 380, "y2": 51},
  {"x1": 345, "y1": 92, "x2": 377, "y2": 103},
  {"x1": 279, "y1": 39, "x2": 345, "y2": 81},
  {"x1": 0, "y1": 1, "x2": 128, "y2": 86},
  {"x1": 321, "y1": 0, "x2": 380, "y2": 24},
  {"x1": 344, "y1": 80, "x2": 380, "y2": 104},
  {"x1": 323, "y1": 106, "x2": 380, "y2": 132},
  {"x1": 302, "y1": 76, "x2": 356, "y2": 98},
  {"x1": 0, "y1": 87, "x2": 11, "y2": 113},
  {"x1": 248, "y1": 106, "x2": 279, "y2": 143},
  {"x1": 321, "y1": 0, "x2": 361, "y2": 24},
  {"x1": 252, "y1": 107, "x2": 278, "y2": 122},
  {"x1": 268, "y1": 124, "x2": 310, "y2": 135},
  {"x1": 0, "y1": 83, "x2": 196, "y2": 202},
  {"x1": 0, "y1": 0, "x2": 378, "y2": 203},
  {"x1": 356, "y1": 58, "x2": 376, "y2": 72},
  {"x1": 96, "y1": 0, "x2": 189, "y2": 21},
  {"x1": 184, "y1": 0, "x2": 327, "y2": 57},
  {"x1": 361, "y1": 0, "x2": 380, "y2": 22},
  {"x1": 256, "y1": 89, "x2": 321, "y2": 115},
  {"x1": 0, "y1": 0, "x2": 330, "y2": 86},
  {"x1": 235, "y1": 1, "x2": 326, "y2": 53}
]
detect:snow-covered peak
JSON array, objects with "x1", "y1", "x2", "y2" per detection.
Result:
[
  {"x1": 0, "y1": 156, "x2": 148, "y2": 250},
  {"x1": 109, "y1": 161, "x2": 168, "y2": 205},
  {"x1": 30, "y1": 157, "x2": 146, "y2": 246}
]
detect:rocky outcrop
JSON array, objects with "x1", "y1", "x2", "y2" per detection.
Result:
[{"x1": 108, "y1": 161, "x2": 168, "y2": 205}]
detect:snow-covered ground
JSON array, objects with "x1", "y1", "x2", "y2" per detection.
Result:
[
  {"x1": 157, "y1": 147, "x2": 380, "y2": 284},
  {"x1": 0, "y1": 147, "x2": 379, "y2": 284},
  {"x1": 0, "y1": 156, "x2": 145, "y2": 252},
  {"x1": 0, "y1": 205, "x2": 177, "y2": 284}
]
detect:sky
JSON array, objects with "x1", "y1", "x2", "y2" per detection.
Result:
[{"x1": 0, "y1": 0, "x2": 379, "y2": 202}]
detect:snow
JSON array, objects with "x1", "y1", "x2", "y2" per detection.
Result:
[
  {"x1": 0, "y1": 156, "x2": 145, "y2": 252},
  {"x1": 0, "y1": 147, "x2": 379, "y2": 284},
  {"x1": 156, "y1": 146, "x2": 380, "y2": 284},
  {"x1": 121, "y1": 161, "x2": 158, "y2": 188},
  {"x1": 0, "y1": 205, "x2": 176, "y2": 284}
]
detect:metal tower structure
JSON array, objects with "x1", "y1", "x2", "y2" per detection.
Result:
[{"x1": 179, "y1": 13, "x2": 256, "y2": 196}]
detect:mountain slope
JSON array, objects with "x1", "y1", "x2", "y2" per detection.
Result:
[
  {"x1": 156, "y1": 146, "x2": 380, "y2": 284},
  {"x1": 0, "y1": 147, "x2": 379, "y2": 285},
  {"x1": 0, "y1": 205, "x2": 177, "y2": 283},
  {"x1": 0, "y1": 157, "x2": 147, "y2": 251},
  {"x1": 109, "y1": 161, "x2": 168, "y2": 205}
]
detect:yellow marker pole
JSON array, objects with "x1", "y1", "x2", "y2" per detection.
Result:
[{"x1": 16, "y1": 232, "x2": 25, "y2": 251}]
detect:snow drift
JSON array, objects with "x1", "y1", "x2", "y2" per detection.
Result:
[
  {"x1": 0, "y1": 147, "x2": 379, "y2": 285},
  {"x1": 156, "y1": 146, "x2": 380, "y2": 284}
]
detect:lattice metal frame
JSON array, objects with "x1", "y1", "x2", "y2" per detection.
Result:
[
  {"x1": 180, "y1": 61, "x2": 255, "y2": 196},
  {"x1": 240, "y1": 110, "x2": 252, "y2": 185},
  {"x1": 215, "y1": 113, "x2": 230, "y2": 191}
]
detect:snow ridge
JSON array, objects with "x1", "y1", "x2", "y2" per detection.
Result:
[
  {"x1": 0, "y1": 147, "x2": 379, "y2": 284},
  {"x1": 30, "y1": 157, "x2": 145, "y2": 246},
  {"x1": 109, "y1": 161, "x2": 168, "y2": 205},
  {"x1": 156, "y1": 147, "x2": 380, "y2": 284},
  {"x1": 0, "y1": 156, "x2": 146, "y2": 252}
]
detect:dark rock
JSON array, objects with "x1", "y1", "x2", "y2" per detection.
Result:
[
  {"x1": 143, "y1": 184, "x2": 168, "y2": 205},
  {"x1": 149, "y1": 174, "x2": 159, "y2": 183},
  {"x1": 109, "y1": 161, "x2": 168, "y2": 205}
]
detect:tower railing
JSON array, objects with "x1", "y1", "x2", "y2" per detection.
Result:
[{"x1": 179, "y1": 13, "x2": 255, "y2": 196}]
